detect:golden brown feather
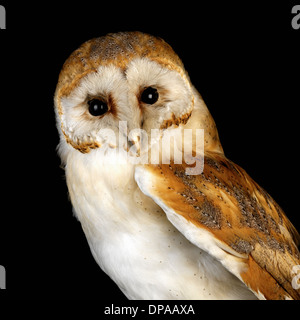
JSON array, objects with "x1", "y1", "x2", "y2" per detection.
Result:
[{"x1": 140, "y1": 152, "x2": 300, "y2": 299}]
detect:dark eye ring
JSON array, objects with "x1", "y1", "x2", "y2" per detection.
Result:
[
  {"x1": 88, "y1": 99, "x2": 109, "y2": 117},
  {"x1": 140, "y1": 87, "x2": 159, "y2": 105}
]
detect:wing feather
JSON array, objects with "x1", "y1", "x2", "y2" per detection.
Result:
[{"x1": 135, "y1": 151, "x2": 300, "y2": 300}]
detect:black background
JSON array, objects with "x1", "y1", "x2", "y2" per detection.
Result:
[{"x1": 0, "y1": 2, "x2": 299, "y2": 301}]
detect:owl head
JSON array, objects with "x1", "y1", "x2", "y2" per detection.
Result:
[{"x1": 54, "y1": 32, "x2": 221, "y2": 163}]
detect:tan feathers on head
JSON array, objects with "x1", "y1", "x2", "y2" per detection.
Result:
[
  {"x1": 55, "y1": 31, "x2": 300, "y2": 300},
  {"x1": 56, "y1": 32, "x2": 186, "y2": 96},
  {"x1": 54, "y1": 31, "x2": 221, "y2": 156}
]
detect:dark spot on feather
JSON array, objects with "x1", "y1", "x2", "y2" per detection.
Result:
[
  {"x1": 205, "y1": 157, "x2": 224, "y2": 173},
  {"x1": 266, "y1": 237, "x2": 285, "y2": 253},
  {"x1": 230, "y1": 239, "x2": 254, "y2": 254},
  {"x1": 193, "y1": 200, "x2": 222, "y2": 229}
]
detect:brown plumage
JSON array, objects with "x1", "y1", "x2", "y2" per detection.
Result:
[{"x1": 138, "y1": 153, "x2": 300, "y2": 299}]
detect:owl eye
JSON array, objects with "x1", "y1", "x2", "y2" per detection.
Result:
[
  {"x1": 141, "y1": 87, "x2": 159, "y2": 105},
  {"x1": 88, "y1": 99, "x2": 109, "y2": 116}
]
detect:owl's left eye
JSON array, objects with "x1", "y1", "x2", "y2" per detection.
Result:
[
  {"x1": 88, "y1": 99, "x2": 108, "y2": 117},
  {"x1": 141, "y1": 87, "x2": 159, "y2": 105}
]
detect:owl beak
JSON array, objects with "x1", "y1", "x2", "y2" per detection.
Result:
[
  {"x1": 125, "y1": 111, "x2": 145, "y2": 157},
  {"x1": 128, "y1": 135, "x2": 141, "y2": 157}
]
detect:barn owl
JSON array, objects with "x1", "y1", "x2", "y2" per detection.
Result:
[{"x1": 54, "y1": 31, "x2": 300, "y2": 300}]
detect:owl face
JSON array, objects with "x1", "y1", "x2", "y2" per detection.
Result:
[{"x1": 55, "y1": 32, "x2": 195, "y2": 159}]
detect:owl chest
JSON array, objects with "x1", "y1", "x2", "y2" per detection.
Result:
[{"x1": 65, "y1": 152, "x2": 248, "y2": 299}]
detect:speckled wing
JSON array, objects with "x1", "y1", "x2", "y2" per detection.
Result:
[{"x1": 135, "y1": 151, "x2": 300, "y2": 300}]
